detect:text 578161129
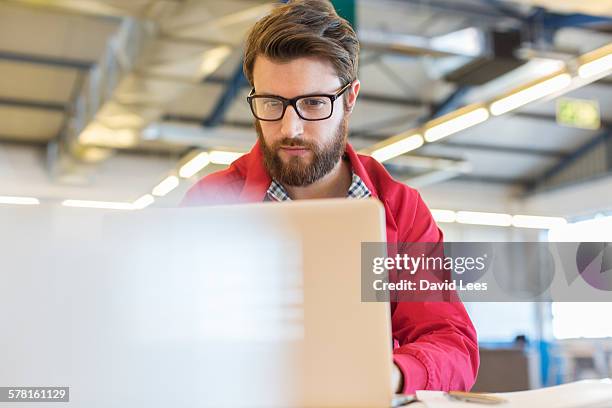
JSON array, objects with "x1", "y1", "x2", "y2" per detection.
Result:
[{"x1": 0, "y1": 387, "x2": 69, "y2": 402}]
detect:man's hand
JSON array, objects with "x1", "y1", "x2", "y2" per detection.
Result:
[{"x1": 392, "y1": 362, "x2": 403, "y2": 393}]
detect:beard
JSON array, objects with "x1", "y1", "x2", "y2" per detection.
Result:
[{"x1": 257, "y1": 116, "x2": 348, "y2": 187}]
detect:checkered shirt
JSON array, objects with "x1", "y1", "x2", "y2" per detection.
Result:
[{"x1": 266, "y1": 172, "x2": 371, "y2": 202}]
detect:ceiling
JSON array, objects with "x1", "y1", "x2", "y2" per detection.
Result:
[{"x1": 0, "y1": 0, "x2": 611, "y2": 207}]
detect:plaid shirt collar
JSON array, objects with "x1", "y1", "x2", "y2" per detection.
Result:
[{"x1": 266, "y1": 172, "x2": 372, "y2": 202}]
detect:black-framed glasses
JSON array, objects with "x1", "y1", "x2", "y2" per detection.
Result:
[{"x1": 246, "y1": 82, "x2": 352, "y2": 121}]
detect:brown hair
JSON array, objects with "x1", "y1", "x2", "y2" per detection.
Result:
[{"x1": 243, "y1": 0, "x2": 359, "y2": 89}]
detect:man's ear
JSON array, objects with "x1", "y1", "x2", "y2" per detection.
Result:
[{"x1": 345, "y1": 79, "x2": 360, "y2": 115}]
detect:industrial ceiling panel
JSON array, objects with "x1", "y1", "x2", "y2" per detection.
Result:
[
  {"x1": 0, "y1": 2, "x2": 118, "y2": 61},
  {"x1": 359, "y1": 0, "x2": 454, "y2": 36},
  {"x1": 0, "y1": 107, "x2": 64, "y2": 142},
  {"x1": 164, "y1": 83, "x2": 225, "y2": 118},
  {"x1": 0, "y1": 61, "x2": 79, "y2": 103},
  {"x1": 3, "y1": 0, "x2": 159, "y2": 18},
  {"x1": 139, "y1": 38, "x2": 221, "y2": 71},
  {"x1": 163, "y1": 0, "x2": 272, "y2": 45},
  {"x1": 349, "y1": 100, "x2": 423, "y2": 135},
  {"x1": 418, "y1": 143, "x2": 558, "y2": 180},
  {"x1": 507, "y1": 0, "x2": 612, "y2": 16},
  {"x1": 358, "y1": 56, "x2": 452, "y2": 102}
]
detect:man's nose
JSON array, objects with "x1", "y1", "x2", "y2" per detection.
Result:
[{"x1": 280, "y1": 105, "x2": 304, "y2": 139}]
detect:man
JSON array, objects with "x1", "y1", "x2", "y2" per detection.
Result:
[{"x1": 183, "y1": 0, "x2": 479, "y2": 394}]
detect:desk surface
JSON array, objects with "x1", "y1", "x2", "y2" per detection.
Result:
[{"x1": 407, "y1": 379, "x2": 612, "y2": 408}]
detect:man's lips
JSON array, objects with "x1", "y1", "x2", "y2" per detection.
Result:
[{"x1": 279, "y1": 146, "x2": 310, "y2": 156}]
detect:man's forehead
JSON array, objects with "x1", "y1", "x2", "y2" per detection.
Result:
[{"x1": 252, "y1": 55, "x2": 341, "y2": 95}]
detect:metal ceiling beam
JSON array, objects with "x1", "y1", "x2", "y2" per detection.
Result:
[
  {"x1": 513, "y1": 111, "x2": 612, "y2": 128},
  {"x1": 358, "y1": 93, "x2": 423, "y2": 108},
  {"x1": 523, "y1": 8, "x2": 612, "y2": 45},
  {"x1": 596, "y1": 77, "x2": 612, "y2": 87},
  {"x1": 163, "y1": 113, "x2": 209, "y2": 124},
  {"x1": 538, "y1": 13, "x2": 612, "y2": 29},
  {"x1": 534, "y1": 127, "x2": 611, "y2": 186},
  {"x1": 202, "y1": 59, "x2": 247, "y2": 127},
  {"x1": 386, "y1": 154, "x2": 472, "y2": 187},
  {"x1": 349, "y1": 114, "x2": 423, "y2": 139},
  {"x1": 0, "y1": 51, "x2": 94, "y2": 70},
  {"x1": 427, "y1": 86, "x2": 471, "y2": 121},
  {"x1": 164, "y1": 115, "x2": 256, "y2": 128},
  {"x1": 400, "y1": 169, "x2": 464, "y2": 187},
  {"x1": 53, "y1": 71, "x2": 86, "y2": 141},
  {"x1": 0, "y1": 97, "x2": 67, "y2": 112},
  {"x1": 439, "y1": 141, "x2": 568, "y2": 158},
  {"x1": 455, "y1": 174, "x2": 532, "y2": 186},
  {"x1": 358, "y1": 28, "x2": 487, "y2": 58},
  {"x1": 399, "y1": 0, "x2": 523, "y2": 20},
  {"x1": 0, "y1": 136, "x2": 48, "y2": 146}
]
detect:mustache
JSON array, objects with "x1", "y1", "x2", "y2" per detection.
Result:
[{"x1": 275, "y1": 138, "x2": 315, "y2": 150}]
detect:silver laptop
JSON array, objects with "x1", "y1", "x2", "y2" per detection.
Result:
[{"x1": 0, "y1": 199, "x2": 392, "y2": 407}]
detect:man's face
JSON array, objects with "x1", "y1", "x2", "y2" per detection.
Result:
[{"x1": 252, "y1": 56, "x2": 352, "y2": 186}]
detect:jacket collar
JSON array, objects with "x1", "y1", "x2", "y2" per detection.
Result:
[
  {"x1": 238, "y1": 140, "x2": 380, "y2": 202},
  {"x1": 238, "y1": 140, "x2": 271, "y2": 202},
  {"x1": 344, "y1": 143, "x2": 380, "y2": 199}
]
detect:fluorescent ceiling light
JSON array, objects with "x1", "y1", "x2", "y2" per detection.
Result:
[
  {"x1": 62, "y1": 200, "x2": 134, "y2": 210},
  {"x1": 530, "y1": 58, "x2": 567, "y2": 76},
  {"x1": 578, "y1": 53, "x2": 612, "y2": 79},
  {"x1": 152, "y1": 176, "x2": 179, "y2": 197},
  {"x1": 430, "y1": 209, "x2": 456, "y2": 223},
  {"x1": 179, "y1": 152, "x2": 210, "y2": 178},
  {"x1": 489, "y1": 73, "x2": 572, "y2": 116},
  {"x1": 426, "y1": 209, "x2": 569, "y2": 229},
  {"x1": 512, "y1": 215, "x2": 567, "y2": 229},
  {"x1": 209, "y1": 150, "x2": 244, "y2": 165},
  {"x1": 370, "y1": 134, "x2": 424, "y2": 163},
  {"x1": 80, "y1": 146, "x2": 113, "y2": 163},
  {"x1": 0, "y1": 196, "x2": 40, "y2": 205},
  {"x1": 424, "y1": 107, "x2": 489, "y2": 142},
  {"x1": 199, "y1": 46, "x2": 232, "y2": 78},
  {"x1": 132, "y1": 194, "x2": 155, "y2": 210},
  {"x1": 456, "y1": 211, "x2": 512, "y2": 227},
  {"x1": 79, "y1": 123, "x2": 137, "y2": 148}
]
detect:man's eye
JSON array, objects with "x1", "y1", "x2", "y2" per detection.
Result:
[
  {"x1": 302, "y1": 98, "x2": 326, "y2": 107},
  {"x1": 263, "y1": 100, "x2": 282, "y2": 109}
]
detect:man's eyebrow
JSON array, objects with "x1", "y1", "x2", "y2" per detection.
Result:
[{"x1": 255, "y1": 88, "x2": 340, "y2": 96}]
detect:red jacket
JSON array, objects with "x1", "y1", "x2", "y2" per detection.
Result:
[{"x1": 182, "y1": 141, "x2": 479, "y2": 393}]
